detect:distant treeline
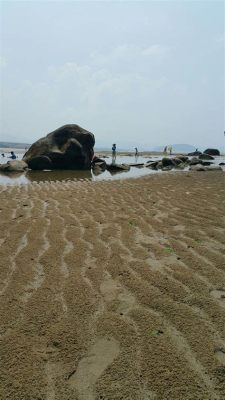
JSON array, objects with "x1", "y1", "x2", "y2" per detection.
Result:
[{"x1": 0, "y1": 142, "x2": 30, "y2": 149}]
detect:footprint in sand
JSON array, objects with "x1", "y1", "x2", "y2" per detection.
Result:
[
  {"x1": 100, "y1": 274, "x2": 136, "y2": 315},
  {"x1": 69, "y1": 337, "x2": 120, "y2": 400}
]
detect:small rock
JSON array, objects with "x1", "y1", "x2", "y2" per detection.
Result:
[
  {"x1": 106, "y1": 163, "x2": 130, "y2": 172},
  {"x1": 0, "y1": 160, "x2": 28, "y2": 172},
  {"x1": 199, "y1": 154, "x2": 214, "y2": 160},
  {"x1": 205, "y1": 165, "x2": 222, "y2": 171},
  {"x1": 189, "y1": 164, "x2": 207, "y2": 171},
  {"x1": 189, "y1": 157, "x2": 203, "y2": 166},
  {"x1": 188, "y1": 151, "x2": 202, "y2": 156}
]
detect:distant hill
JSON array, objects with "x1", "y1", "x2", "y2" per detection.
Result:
[
  {"x1": 153, "y1": 144, "x2": 197, "y2": 154},
  {"x1": 0, "y1": 141, "x2": 31, "y2": 149}
]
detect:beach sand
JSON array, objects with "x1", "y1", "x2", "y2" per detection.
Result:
[{"x1": 0, "y1": 171, "x2": 225, "y2": 399}]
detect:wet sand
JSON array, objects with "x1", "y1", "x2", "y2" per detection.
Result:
[{"x1": 0, "y1": 171, "x2": 225, "y2": 399}]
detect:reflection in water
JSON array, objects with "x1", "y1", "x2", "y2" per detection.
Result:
[
  {"x1": 25, "y1": 169, "x2": 93, "y2": 182},
  {"x1": 112, "y1": 154, "x2": 116, "y2": 165},
  {"x1": 107, "y1": 168, "x2": 129, "y2": 176},
  {"x1": 0, "y1": 170, "x2": 24, "y2": 179}
]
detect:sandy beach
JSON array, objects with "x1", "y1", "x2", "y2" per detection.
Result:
[{"x1": 0, "y1": 171, "x2": 225, "y2": 399}]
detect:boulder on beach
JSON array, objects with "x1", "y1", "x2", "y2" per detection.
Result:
[
  {"x1": 189, "y1": 164, "x2": 207, "y2": 171},
  {"x1": 203, "y1": 148, "x2": 220, "y2": 156},
  {"x1": 23, "y1": 124, "x2": 95, "y2": 170},
  {"x1": 161, "y1": 158, "x2": 176, "y2": 167},
  {"x1": 0, "y1": 160, "x2": 28, "y2": 172},
  {"x1": 175, "y1": 156, "x2": 189, "y2": 163},
  {"x1": 106, "y1": 163, "x2": 130, "y2": 173},
  {"x1": 188, "y1": 151, "x2": 202, "y2": 156},
  {"x1": 145, "y1": 161, "x2": 159, "y2": 169},
  {"x1": 92, "y1": 156, "x2": 107, "y2": 174},
  {"x1": 189, "y1": 164, "x2": 222, "y2": 172},
  {"x1": 199, "y1": 154, "x2": 214, "y2": 160},
  {"x1": 189, "y1": 157, "x2": 203, "y2": 166},
  {"x1": 129, "y1": 163, "x2": 144, "y2": 168}
]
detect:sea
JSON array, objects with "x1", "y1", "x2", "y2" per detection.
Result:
[{"x1": 0, "y1": 150, "x2": 224, "y2": 186}]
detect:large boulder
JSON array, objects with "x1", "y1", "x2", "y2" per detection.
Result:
[
  {"x1": 203, "y1": 148, "x2": 220, "y2": 156},
  {"x1": 23, "y1": 124, "x2": 95, "y2": 170}
]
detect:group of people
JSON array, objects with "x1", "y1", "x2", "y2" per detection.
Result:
[
  {"x1": 163, "y1": 145, "x2": 173, "y2": 155},
  {"x1": 1, "y1": 151, "x2": 17, "y2": 159}
]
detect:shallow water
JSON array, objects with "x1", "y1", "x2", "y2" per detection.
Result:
[{"x1": 0, "y1": 153, "x2": 224, "y2": 185}]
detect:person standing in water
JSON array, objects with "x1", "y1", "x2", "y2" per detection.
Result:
[
  {"x1": 112, "y1": 144, "x2": 116, "y2": 163},
  {"x1": 134, "y1": 147, "x2": 138, "y2": 156}
]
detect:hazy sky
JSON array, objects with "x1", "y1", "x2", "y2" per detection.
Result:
[{"x1": 1, "y1": 0, "x2": 224, "y2": 149}]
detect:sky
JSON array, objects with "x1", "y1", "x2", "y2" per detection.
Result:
[{"x1": 0, "y1": 0, "x2": 224, "y2": 150}]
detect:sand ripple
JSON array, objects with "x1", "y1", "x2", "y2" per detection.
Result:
[{"x1": 0, "y1": 171, "x2": 225, "y2": 399}]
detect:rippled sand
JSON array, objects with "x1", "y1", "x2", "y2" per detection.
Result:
[{"x1": 0, "y1": 171, "x2": 225, "y2": 400}]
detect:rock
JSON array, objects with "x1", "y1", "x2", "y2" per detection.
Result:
[
  {"x1": 145, "y1": 161, "x2": 158, "y2": 169},
  {"x1": 189, "y1": 164, "x2": 222, "y2": 172},
  {"x1": 161, "y1": 158, "x2": 176, "y2": 167},
  {"x1": 92, "y1": 156, "x2": 107, "y2": 172},
  {"x1": 176, "y1": 162, "x2": 187, "y2": 169},
  {"x1": 203, "y1": 148, "x2": 220, "y2": 156},
  {"x1": 157, "y1": 161, "x2": 163, "y2": 169},
  {"x1": 189, "y1": 164, "x2": 207, "y2": 171},
  {"x1": 175, "y1": 156, "x2": 189, "y2": 163},
  {"x1": 0, "y1": 160, "x2": 28, "y2": 172},
  {"x1": 205, "y1": 165, "x2": 222, "y2": 171},
  {"x1": 162, "y1": 166, "x2": 173, "y2": 171},
  {"x1": 199, "y1": 154, "x2": 214, "y2": 160},
  {"x1": 189, "y1": 157, "x2": 203, "y2": 166},
  {"x1": 188, "y1": 151, "x2": 202, "y2": 156},
  {"x1": 23, "y1": 124, "x2": 95, "y2": 170},
  {"x1": 92, "y1": 164, "x2": 105, "y2": 175},
  {"x1": 201, "y1": 161, "x2": 213, "y2": 166},
  {"x1": 172, "y1": 158, "x2": 184, "y2": 166},
  {"x1": 106, "y1": 163, "x2": 130, "y2": 172},
  {"x1": 28, "y1": 156, "x2": 53, "y2": 170},
  {"x1": 129, "y1": 163, "x2": 144, "y2": 168}
]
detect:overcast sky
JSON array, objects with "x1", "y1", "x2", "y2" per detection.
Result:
[{"x1": 1, "y1": 0, "x2": 224, "y2": 149}]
